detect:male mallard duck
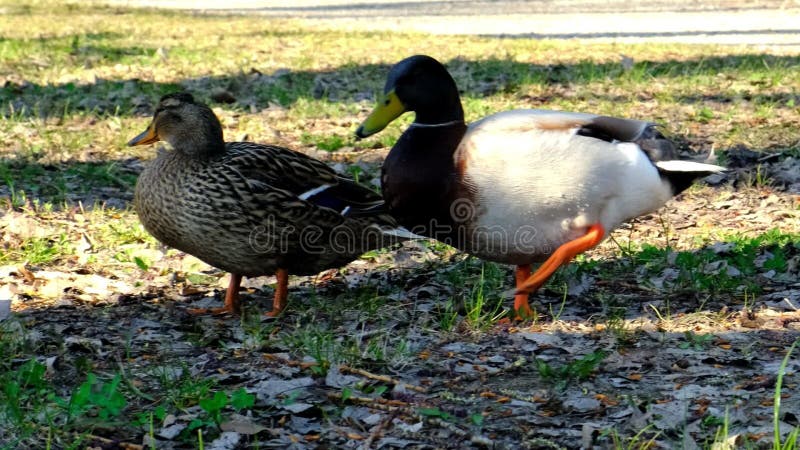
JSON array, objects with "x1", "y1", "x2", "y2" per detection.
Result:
[
  {"x1": 356, "y1": 55, "x2": 724, "y2": 318},
  {"x1": 130, "y1": 92, "x2": 409, "y2": 316}
]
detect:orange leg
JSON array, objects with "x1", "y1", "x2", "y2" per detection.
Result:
[
  {"x1": 265, "y1": 268, "x2": 289, "y2": 318},
  {"x1": 516, "y1": 223, "x2": 605, "y2": 296},
  {"x1": 514, "y1": 264, "x2": 534, "y2": 319},
  {"x1": 188, "y1": 273, "x2": 243, "y2": 315}
]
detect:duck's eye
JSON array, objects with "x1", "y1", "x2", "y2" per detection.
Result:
[{"x1": 384, "y1": 98, "x2": 391, "y2": 106}]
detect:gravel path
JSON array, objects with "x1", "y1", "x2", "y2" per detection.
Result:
[{"x1": 104, "y1": 0, "x2": 800, "y2": 48}]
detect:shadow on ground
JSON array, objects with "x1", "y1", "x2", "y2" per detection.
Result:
[{"x1": 3, "y1": 53, "x2": 800, "y2": 120}]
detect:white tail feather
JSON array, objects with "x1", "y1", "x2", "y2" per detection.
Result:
[
  {"x1": 370, "y1": 225, "x2": 424, "y2": 240},
  {"x1": 655, "y1": 160, "x2": 725, "y2": 173}
]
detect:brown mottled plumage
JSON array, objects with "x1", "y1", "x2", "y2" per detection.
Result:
[{"x1": 130, "y1": 92, "x2": 407, "y2": 316}]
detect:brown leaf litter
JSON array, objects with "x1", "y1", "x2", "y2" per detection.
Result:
[{"x1": 1, "y1": 154, "x2": 799, "y2": 449}]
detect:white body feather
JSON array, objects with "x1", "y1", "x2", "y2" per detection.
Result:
[{"x1": 453, "y1": 110, "x2": 719, "y2": 265}]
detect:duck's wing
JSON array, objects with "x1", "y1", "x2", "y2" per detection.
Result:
[
  {"x1": 468, "y1": 109, "x2": 670, "y2": 154},
  {"x1": 464, "y1": 109, "x2": 724, "y2": 193},
  {"x1": 223, "y1": 142, "x2": 386, "y2": 216},
  {"x1": 465, "y1": 108, "x2": 722, "y2": 162}
]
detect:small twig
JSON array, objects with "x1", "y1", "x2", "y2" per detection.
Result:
[
  {"x1": 264, "y1": 353, "x2": 319, "y2": 370},
  {"x1": 355, "y1": 328, "x2": 393, "y2": 339},
  {"x1": 757, "y1": 152, "x2": 782, "y2": 163},
  {"x1": 327, "y1": 392, "x2": 413, "y2": 413},
  {"x1": 116, "y1": 359, "x2": 155, "y2": 402},
  {"x1": 85, "y1": 433, "x2": 144, "y2": 450},
  {"x1": 424, "y1": 417, "x2": 497, "y2": 448},
  {"x1": 498, "y1": 387, "x2": 547, "y2": 403},
  {"x1": 339, "y1": 365, "x2": 428, "y2": 393},
  {"x1": 359, "y1": 412, "x2": 397, "y2": 450},
  {"x1": 447, "y1": 356, "x2": 528, "y2": 386},
  {"x1": 595, "y1": 280, "x2": 658, "y2": 292},
  {"x1": 425, "y1": 417, "x2": 466, "y2": 437},
  {"x1": 38, "y1": 424, "x2": 143, "y2": 450}
]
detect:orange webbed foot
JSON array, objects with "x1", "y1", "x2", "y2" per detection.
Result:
[{"x1": 516, "y1": 223, "x2": 605, "y2": 296}]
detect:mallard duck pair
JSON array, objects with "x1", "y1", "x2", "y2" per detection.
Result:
[
  {"x1": 356, "y1": 55, "x2": 724, "y2": 318},
  {"x1": 130, "y1": 93, "x2": 410, "y2": 316},
  {"x1": 132, "y1": 55, "x2": 722, "y2": 319}
]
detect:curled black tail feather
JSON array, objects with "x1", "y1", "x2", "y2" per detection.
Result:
[
  {"x1": 634, "y1": 126, "x2": 679, "y2": 162},
  {"x1": 576, "y1": 118, "x2": 678, "y2": 161}
]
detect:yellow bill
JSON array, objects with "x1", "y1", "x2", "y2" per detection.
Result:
[
  {"x1": 128, "y1": 125, "x2": 159, "y2": 146},
  {"x1": 355, "y1": 90, "x2": 406, "y2": 138}
]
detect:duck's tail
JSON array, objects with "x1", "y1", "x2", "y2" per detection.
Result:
[
  {"x1": 342, "y1": 203, "x2": 424, "y2": 241},
  {"x1": 654, "y1": 160, "x2": 726, "y2": 195},
  {"x1": 628, "y1": 124, "x2": 726, "y2": 194},
  {"x1": 373, "y1": 225, "x2": 424, "y2": 240},
  {"x1": 572, "y1": 114, "x2": 726, "y2": 195}
]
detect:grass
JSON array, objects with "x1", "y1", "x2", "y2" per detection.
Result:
[
  {"x1": 1, "y1": 0, "x2": 799, "y2": 448},
  {"x1": 705, "y1": 340, "x2": 800, "y2": 450},
  {"x1": 279, "y1": 289, "x2": 415, "y2": 375},
  {"x1": 0, "y1": 159, "x2": 137, "y2": 209},
  {"x1": 773, "y1": 340, "x2": 800, "y2": 450},
  {"x1": 534, "y1": 350, "x2": 608, "y2": 390},
  {"x1": 0, "y1": 321, "x2": 131, "y2": 447},
  {"x1": 2, "y1": 4, "x2": 800, "y2": 171},
  {"x1": 434, "y1": 259, "x2": 510, "y2": 330},
  {"x1": 571, "y1": 228, "x2": 800, "y2": 299},
  {"x1": 0, "y1": 234, "x2": 73, "y2": 265},
  {"x1": 0, "y1": 311, "x2": 271, "y2": 447}
]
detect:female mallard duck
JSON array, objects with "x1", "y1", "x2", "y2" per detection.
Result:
[
  {"x1": 356, "y1": 55, "x2": 724, "y2": 319},
  {"x1": 130, "y1": 92, "x2": 409, "y2": 316}
]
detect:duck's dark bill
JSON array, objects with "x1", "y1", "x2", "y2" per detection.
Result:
[
  {"x1": 128, "y1": 126, "x2": 160, "y2": 146},
  {"x1": 355, "y1": 90, "x2": 405, "y2": 138}
]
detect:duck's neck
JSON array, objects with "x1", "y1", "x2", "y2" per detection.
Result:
[
  {"x1": 398, "y1": 107, "x2": 468, "y2": 167},
  {"x1": 412, "y1": 93, "x2": 465, "y2": 126},
  {"x1": 172, "y1": 132, "x2": 226, "y2": 160},
  {"x1": 382, "y1": 121, "x2": 469, "y2": 244},
  {"x1": 149, "y1": 138, "x2": 225, "y2": 180}
]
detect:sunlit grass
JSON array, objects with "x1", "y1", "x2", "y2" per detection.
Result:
[{"x1": 2, "y1": 1, "x2": 800, "y2": 167}]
